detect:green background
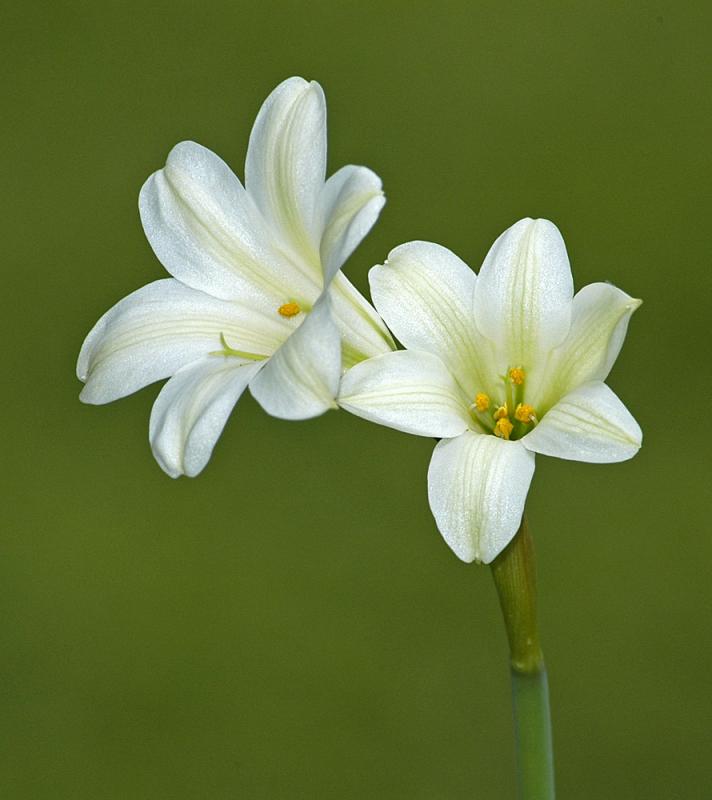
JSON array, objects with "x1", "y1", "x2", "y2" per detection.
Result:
[{"x1": 3, "y1": 2, "x2": 710, "y2": 797}]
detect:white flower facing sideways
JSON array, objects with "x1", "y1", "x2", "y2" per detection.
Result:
[
  {"x1": 77, "y1": 77, "x2": 394, "y2": 477},
  {"x1": 339, "y1": 218, "x2": 642, "y2": 564}
]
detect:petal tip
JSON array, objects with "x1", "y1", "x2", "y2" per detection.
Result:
[
  {"x1": 78, "y1": 382, "x2": 104, "y2": 405},
  {"x1": 151, "y1": 449, "x2": 184, "y2": 479},
  {"x1": 278, "y1": 75, "x2": 310, "y2": 90}
]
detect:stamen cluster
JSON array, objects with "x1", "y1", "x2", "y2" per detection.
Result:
[{"x1": 470, "y1": 367, "x2": 538, "y2": 441}]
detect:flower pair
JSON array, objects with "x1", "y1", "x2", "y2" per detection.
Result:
[{"x1": 78, "y1": 77, "x2": 642, "y2": 564}]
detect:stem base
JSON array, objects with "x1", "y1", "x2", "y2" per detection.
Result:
[{"x1": 511, "y1": 666, "x2": 555, "y2": 799}]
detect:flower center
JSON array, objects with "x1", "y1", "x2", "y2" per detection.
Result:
[
  {"x1": 470, "y1": 367, "x2": 538, "y2": 441},
  {"x1": 278, "y1": 301, "x2": 302, "y2": 318}
]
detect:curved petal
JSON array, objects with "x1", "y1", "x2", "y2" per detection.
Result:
[
  {"x1": 249, "y1": 294, "x2": 341, "y2": 420},
  {"x1": 245, "y1": 77, "x2": 326, "y2": 270},
  {"x1": 473, "y1": 218, "x2": 574, "y2": 368},
  {"x1": 77, "y1": 279, "x2": 287, "y2": 404},
  {"x1": 139, "y1": 141, "x2": 319, "y2": 308},
  {"x1": 428, "y1": 432, "x2": 535, "y2": 564},
  {"x1": 329, "y1": 272, "x2": 395, "y2": 369},
  {"x1": 319, "y1": 165, "x2": 385, "y2": 284},
  {"x1": 533, "y1": 282, "x2": 642, "y2": 409},
  {"x1": 339, "y1": 350, "x2": 471, "y2": 438},
  {"x1": 522, "y1": 381, "x2": 642, "y2": 463},
  {"x1": 369, "y1": 241, "x2": 499, "y2": 398},
  {"x1": 150, "y1": 358, "x2": 262, "y2": 478}
]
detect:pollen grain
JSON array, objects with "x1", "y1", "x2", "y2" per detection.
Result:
[
  {"x1": 493, "y1": 404, "x2": 509, "y2": 421},
  {"x1": 494, "y1": 417, "x2": 514, "y2": 440},
  {"x1": 278, "y1": 301, "x2": 301, "y2": 318},
  {"x1": 515, "y1": 403, "x2": 537, "y2": 423},
  {"x1": 509, "y1": 367, "x2": 525, "y2": 385},
  {"x1": 474, "y1": 393, "x2": 490, "y2": 412}
]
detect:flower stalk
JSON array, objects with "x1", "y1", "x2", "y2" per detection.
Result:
[{"x1": 491, "y1": 516, "x2": 555, "y2": 799}]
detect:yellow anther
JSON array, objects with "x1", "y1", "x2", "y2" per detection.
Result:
[
  {"x1": 494, "y1": 417, "x2": 514, "y2": 440},
  {"x1": 278, "y1": 301, "x2": 301, "y2": 318},
  {"x1": 509, "y1": 367, "x2": 525, "y2": 385},
  {"x1": 515, "y1": 403, "x2": 537, "y2": 424},
  {"x1": 493, "y1": 403, "x2": 509, "y2": 421},
  {"x1": 474, "y1": 393, "x2": 490, "y2": 412}
]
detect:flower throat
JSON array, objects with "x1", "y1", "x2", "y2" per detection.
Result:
[{"x1": 471, "y1": 367, "x2": 538, "y2": 441}]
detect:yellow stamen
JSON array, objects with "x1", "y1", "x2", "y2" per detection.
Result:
[
  {"x1": 494, "y1": 417, "x2": 514, "y2": 440},
  {"x1": 509, "y1": 367, "x2": 525, "y2": 385},
  {"x1": 515, "y1": 403, "x2": 537, "y2": 424},
  {"x1": 278, "y1": 301, "x2": 301, "y2": 318},
  {"x1": 493, "y1": 403, "x2": 509, "y2": 421},
  {"x1": 474, "y1": 392, "x2": 490, "y2": 412}
]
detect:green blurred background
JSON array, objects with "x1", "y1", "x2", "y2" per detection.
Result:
[{"x1": 3, "y1": 2, "x2": 710, "y2": 797}]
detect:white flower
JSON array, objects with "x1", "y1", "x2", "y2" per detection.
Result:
[
  {"x1": 339, "y1": 219, "x2": 642, "y2": 563},
  {"x1": 77, "y1": 77, "x2": 394, "y2": 477}
]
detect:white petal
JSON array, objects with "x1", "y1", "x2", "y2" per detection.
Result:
[
  {"x1": 369, "y1": 241, "x2": 499, "y2": 397},
  {"x1": 245, "y1": 77, "x2": 326, "y2": 270},
  {"x1": 534, "y1": 283, "x2": 642, "y2": 408},
  {"x1": 150, "y1": 358, "x2": 262, "y2": 478},
  {"x1": 339, "y1": 350, "x2": 471, "y2": 438},
  {"x1": 522, "y1": 381, "x2": 642, "y2": 463},
  {"x1": 249, "y1": 294, "x2": 341, "y2": 420},
  {"x1": 319, "y1": 165, "x2": 385, "y2": 284},
  {"x1": 139, "y1": 141, "x2": 318, "y2": 307},
  {"x1": 473, "y1": 218, "x2": 574, "y2": 367},
  {"x1": 77, "y1": 279, "x2": 287, "y2": 404},
  {"x1": 428, "y1": 432, "x2": 535, "y2": 564},
  {"x1": 329, "y1": 272, "x2": 395, "y2": 369}
]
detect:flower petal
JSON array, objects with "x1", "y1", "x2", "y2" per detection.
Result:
[
  {"x1": 534, "y1": 282, "x2": 642, "y2": 409},
  {"x1": 339, "y1": 350, "x2": 471, "y2": 438},
  {"x1": 473, "y1": 218, "x2": 574, "y2": 367},
  {"x1": 139, "y1": 140, "x2": 319, "y2": 308},
  {"x1": 329, "y1": 272, "x2": 395, "y2": 368},
  {"x1": 77, "y1": 279, "x2": 287, "y2": 404},
  {"x1": 428, "y1": 432, "x2": 535, "y2": 564},
  {"x1": 319, "y1": 165, "x2": 385, "y2": 284},
  {"x1": 522, "y1": 381, "x2": 642, "y2": 463},
  {"x1": 249, "y1": 294, "x2": 341, "y2": 420},
  {"x1": 245, "y1": 77, "x2": 326, "y2": 271},
  {"x1": 369, "y1": 241, "x2": 499, "y2": 398},
  {"x1": 149, "y1": 358, "x2": 262, "y2": 478}
]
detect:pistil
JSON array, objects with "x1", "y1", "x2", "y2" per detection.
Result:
[{"x1": 210, "y1": 333, "x2": 268, "y2": 361}]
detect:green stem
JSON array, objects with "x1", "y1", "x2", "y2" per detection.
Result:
[{"x1": 491, "y1": 516, "x2": 555, "y2": 800}]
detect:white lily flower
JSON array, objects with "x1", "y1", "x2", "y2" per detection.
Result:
[
  {"x1": 77, "y1": 77, "x2": 394, "y2": 478},
  {"x1": 339, "y1": 219, "x2": 642, "y2": 563}
]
